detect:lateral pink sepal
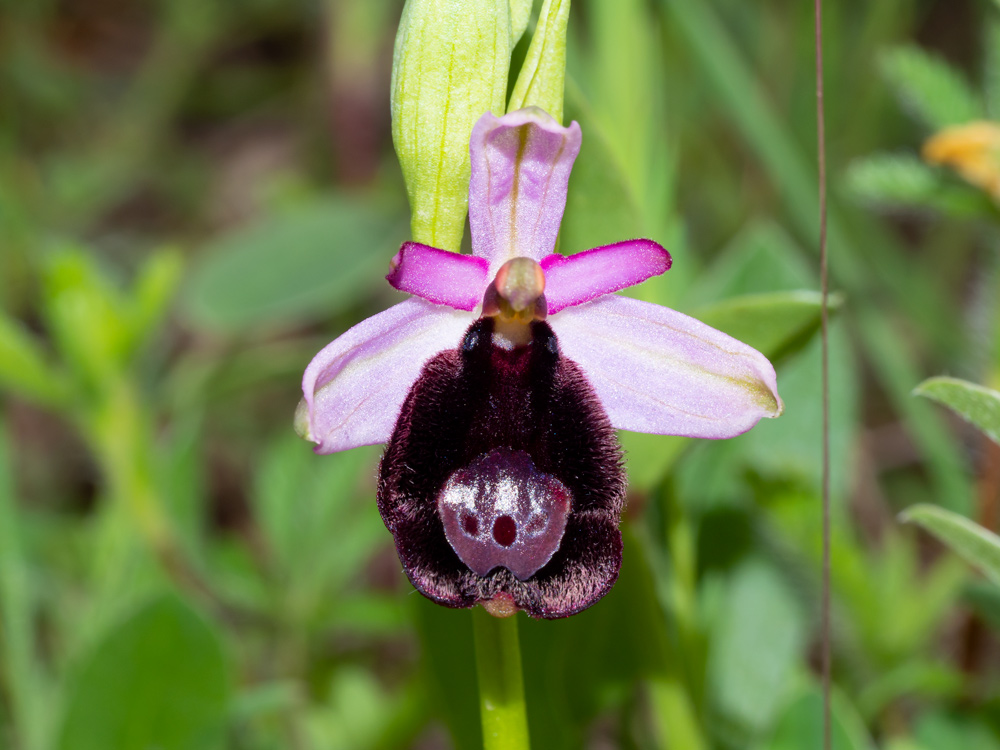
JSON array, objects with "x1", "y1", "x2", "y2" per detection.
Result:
[
  {"x1": 386, "y1": 242, "x2": 490, "y2": 311},
  {"x1": 540, "y1": 239, "x2": 671, "y2": 314}
]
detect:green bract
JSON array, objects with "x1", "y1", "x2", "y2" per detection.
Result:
[
  {"x1": 510, "y1": 0, "x2": 532, "y2": 43},
  {"x1": 391, "y1": 0, "x2": 513, "y2": 252},
  {"x1": 508, "y1": 0, "x2": 571, "y2": 123}
]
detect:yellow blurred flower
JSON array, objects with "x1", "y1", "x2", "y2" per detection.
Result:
[{"x1": 923, "y1": 121, "x2": 1000, "y2": 202}]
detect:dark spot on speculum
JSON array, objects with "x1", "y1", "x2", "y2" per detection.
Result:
[
  {"x1": 437, "y1": 447, "x2": 570, "y2": 580},
  {"x1": 492, "y1": 516, "x2": 517, "y2": 546},
  {"x1": 377, "y1": 317, "x2": 626, "y2": 620}
]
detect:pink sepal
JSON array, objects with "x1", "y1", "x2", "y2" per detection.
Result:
[
  {"x1": 386, "y1": 242, "x2": 490, "y2": 311},
  {"x1": 541, "y1": 240, "x2": 671, "y2": 314},
  {"x1": 550, "y1": 295, "x2": 782, "y2": 438},
  {"x1": 469, "y1": 108, "x2": 582, "y2": 272},
  {"x1": 302, "y1": 298, "x2": 473, "y2": 453}
]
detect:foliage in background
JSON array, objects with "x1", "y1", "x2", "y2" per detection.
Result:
[{"x1": 1, "y1": 0, "x2": 1000, "y2": 748}]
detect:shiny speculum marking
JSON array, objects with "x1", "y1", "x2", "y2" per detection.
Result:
[{"x1": 438, "y1": 448, "x2": 571, "y2": 580}]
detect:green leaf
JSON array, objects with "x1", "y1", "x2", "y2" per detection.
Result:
[
  {"x1": 824, "y1": 522, "x2": 966, "y2": 669},
  {"x1": 881, "y1": 46, "x2": 983, "y2": 129},
  {"x1": 519, "y1": 528, "x2": 675, "y2": 750},
  {"x1": 964, "y1": 580, "x2": 1000, "y2": 632},
  {"x1": 58, "y1": 594, "x2": 230, "y2": 750},
  {"x1": 660, "y1": 0, "x2": 966, "y2": 349},
  {"x1": 573, "y1": 0, "x2": 681, "y2": 277},
  {"x1": 693, "y1": 290, "x2": 842, "y2": 361},
  {"x1": 43, "y1": 250, "x2": 133, "y2": 386},
  {"x1": 254, "y1": 435, "x2": 367, "y2": 574},
  {"x1": 128, "y1": 248, "x2": 183, "y2": 350},
  {"x1": 252, "y1": 434, "x2": 383, "y2": 620},
  {"x1": 683, "y1": 320, "x2": 859, "y2": 503},
  {"x1": 619, "y1": 432, "x2": 686, "y2": 493},
  {"x1": 230, "y1": 681, "x2": 298, "y2": 724},
  {"x1": 914, "y1": 710, "x2": 1000, "y2": 750},
  {"x1": 508, "y1": 0, "x2": 570, "y2": 122},
  {"x1": 561, "y1": 85, "x2": 643, "y2": 254},
  {"x1": 985, "y1": 19, "x2": 1000, "y2": 119},
  {"x1": 914, "y1": 376, "x2": 1000, "y2": 446},
  {"x1": 708, "y1": 560, "x2": 806, "y2": 738},
  {"x1": 0, "y1": 421, "x2": 49, "y2": 750},
  {"x1": 856, "y1": 661, "x2": 962, "y2": 720},
  {"x1": 181, "y1": 196, "x2": 404, "y2": 333},
  {"x1": 901, "y1": 504, "x2": 1000, "y2": 586},
  {"x1": 304, "y1": 667, "x2": 392, "y2": 750},
  {"x1": 844, "y1": 153, "x2": 990, "y2": 216},
  {"x1": 509, "y1": 0, "x2": 532, "y2": 44},
  {"x1": 582, "y1": 0, "x2": 670, "y2": 224},
  {"x1": 304, "y1": 673, "x2": 427, "y2": 750},
  {"x1": 327, "y1": 594, "x2": 407, "y2": 636},
  {"x1": 412, "y1": 599, "x2": 481, "y2": 750},
  {"x1": 0, "y1": 313, "x2": 70, "y2": 406},
  {"x1": 845, "y1": 153, "x2": 937, "y2": 205},
  {"x1": 659, "y1": 0, "x2": 973, "y2": 517},
  {"x1": 686, "y1": 220, "x2": 815, "y2": 305},
  {"x1": 760, "y1": 684, "x2": 876, "y2": 750}
]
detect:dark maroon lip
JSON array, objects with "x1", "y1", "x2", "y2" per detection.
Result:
[{"x1": 377, "y1": 317, "x2": 626, "y2": 619}]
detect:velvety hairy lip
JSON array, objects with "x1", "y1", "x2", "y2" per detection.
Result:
[
  {"x1": 377, "y1": 318, "x2": 625, "y2": 619},
  {"x1": 300, "y1": 107, "x2": 782, "y2": 618}
]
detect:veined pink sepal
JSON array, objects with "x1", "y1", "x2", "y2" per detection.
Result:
[
  {"x1": 387, "y1": 242, "x2": 490, "y2": 311},
  {"x1": 468, "y1": 108, "x2": 582, "y2": 272},
  {"x1": 541, "y1": 240, "x2": 671, "y2": 314}
]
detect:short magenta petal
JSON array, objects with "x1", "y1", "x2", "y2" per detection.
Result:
[
  {"x1": 386, "y1": 242, "x2": 490, "y2": 310},
  {"x1": 550, "y1": 296, "x2": 782, "y2": 438},
  {"x1": 302, "y1": 298, "x2": 472, "y2": 453},
  {"x1": 469, "y1": 108, "x2": 582, "y2": 271},
  {"x1": 541, "y1": 240, "x2": 672, "y2": 314}
]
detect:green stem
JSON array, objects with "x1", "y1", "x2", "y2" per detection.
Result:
[
  {"x1": 649, "y1": 677, "x2": 706, "y2": 750},
  {"x1": 88, "y1": 380, "x2": 173, "y2": 554},
  {"x1": 472, "y1": 607, "x2": 531, "y2": 750},
  {"x1": 0, "y1": 419, "x2": 49, "y2": 750}
]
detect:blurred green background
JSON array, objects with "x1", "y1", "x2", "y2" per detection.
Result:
[{"x1": 2, "y1": 0, "x2": 1000, "y2": 748}]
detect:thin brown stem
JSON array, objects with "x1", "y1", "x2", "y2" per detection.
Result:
[
  {"x1": 814, "y1": 0, "x2": 831, "y2": 747},
  {"x1": 959, "y1": 437, "x2": 1000, "y2": 676},
  {"x1": 977, "y1": 438, "x2": 1000, "y2": 533}
]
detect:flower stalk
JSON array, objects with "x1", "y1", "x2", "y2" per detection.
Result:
[{"x1": 472, "y1": 607, "x2": 531, "y2": 750}]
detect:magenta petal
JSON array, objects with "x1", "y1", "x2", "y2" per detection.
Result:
[
  {"x1": 301, "y1": 298, "x2": 472, "y2": 453},
  {"x1": 468, "y1": 108, "x2": 582, "y2": 271},
  {"x1": 386, "y1": 242, "x2": 490, "y2": 310},
  {"x1": 541, "y1": 240, "x2": 672, "y2": 314},
  {"x1": 551, "y1": 296, "x2": 782, "y2": 438}
]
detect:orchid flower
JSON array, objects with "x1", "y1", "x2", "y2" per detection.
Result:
[{"x1": 298, "y1": 107, "x2": 782, "y2": 619}]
